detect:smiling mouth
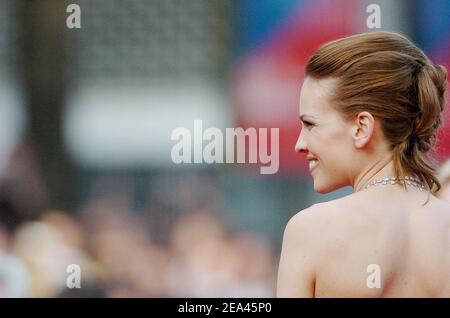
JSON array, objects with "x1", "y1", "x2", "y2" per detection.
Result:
[{"x1": 309, "y1": 159, "x2": 319, "y2": 171}]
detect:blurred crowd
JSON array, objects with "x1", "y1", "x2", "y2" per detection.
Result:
[
  {"x1": 0, "y1": 199, "x2": 277, "y2": 298},
  {"x1": 0, "y1": 147, "x2": 278, "y2": 298}
]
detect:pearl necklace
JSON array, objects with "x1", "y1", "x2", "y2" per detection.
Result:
[{"x1": 364, "y1": 176, "x2": 426, "y2": 191}]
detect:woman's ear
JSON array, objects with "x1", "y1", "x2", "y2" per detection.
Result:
[{"x1": 352, "y1": 111, "x2": 375, "y2": 149}]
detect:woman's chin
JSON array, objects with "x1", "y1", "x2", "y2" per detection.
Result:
[
  {"x1": 314, "y1": 186, "x2": 331, "y2": 194},
  {"x1": 313, "y1": 180, "x2": 338, "y2": 194}
]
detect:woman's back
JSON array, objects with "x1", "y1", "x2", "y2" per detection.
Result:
[{"x1": 313, "y1": 187, "x2": 450, "y2": 297}]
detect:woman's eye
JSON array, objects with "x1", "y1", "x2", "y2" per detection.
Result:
[{"x1": 304, "y1": 122, "x2": 313, "y2": 129}]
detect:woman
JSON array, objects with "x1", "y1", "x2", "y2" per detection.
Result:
[{"x1": 277, "y1": 32, "x2": 450, "y2": 297}]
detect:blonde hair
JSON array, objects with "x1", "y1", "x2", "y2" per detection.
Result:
[{"x1": 306, "y1": 32, "x2": 447, "y2": 202}]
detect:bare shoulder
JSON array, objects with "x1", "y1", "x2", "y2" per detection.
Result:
[
  {"x1": 283, "y1": 200, "x2": 344, "y2": 248},
  {"x1": 429, "y1": 196, "x2": 450, "y2": 217},
  {"x1": 287, "y1": 194, "x2": 360, "y2": 229},
  {"x1": 282, "y1": 188, "x2": 450, "y2": 250},
  {"x1": 413, "y1": 195, "x2": 450, "y2": 231},
  {"x1": 285, "y1": 192, "x2": 390, "y2": 248},
  {"x1": 278, "y1": 199, "x2": 355, "y2": 296},
  {"x1": 281, "y1": 192, "x2": 450, "y2": 297},
  {"x1": 286, "y1": 203, "x2": 323, "y2": 228},
  {"x1": 277, "y1": 203, "x2": 329, "y2": 297},
  {"x1": 285, "y1": 202, "x2": 332, "y2": 239}
]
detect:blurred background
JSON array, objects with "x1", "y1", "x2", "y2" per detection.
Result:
[{"x1": 0, "y1": 0, "x2": 449, "y2": 297}]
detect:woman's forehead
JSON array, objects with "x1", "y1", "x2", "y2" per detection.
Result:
[{"x1": 299, "y1": 77, "x2": 338, "y2": 117}]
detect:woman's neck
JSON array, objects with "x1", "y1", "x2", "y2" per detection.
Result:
[{"x1": 353, "y1": 157, "x2": 396, "y2": 192}]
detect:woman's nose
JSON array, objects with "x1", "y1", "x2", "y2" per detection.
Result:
[{"x1": 294, "y1": 131, "x2": 306, "y2": 153}]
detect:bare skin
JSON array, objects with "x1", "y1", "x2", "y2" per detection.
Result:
[
  {"x1": 277, "y1": 77, "x2": 450, "y2": 297},
  {"x1": 277, "y1": 185, "x2": 450, "y2": 297}
]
